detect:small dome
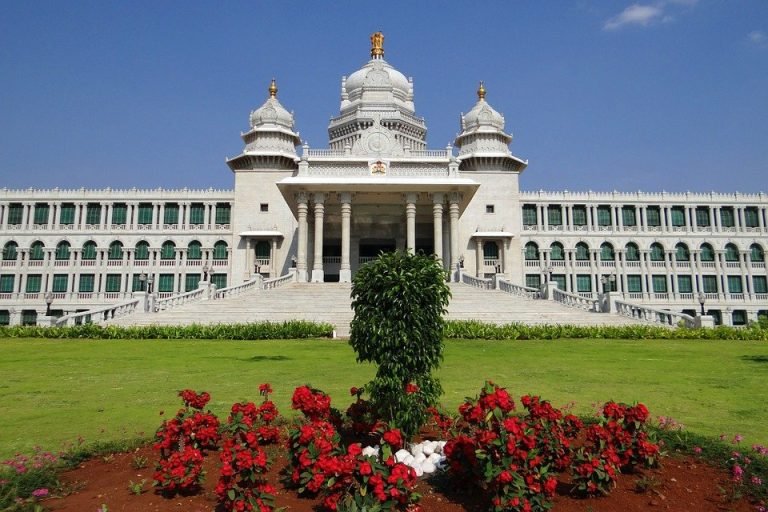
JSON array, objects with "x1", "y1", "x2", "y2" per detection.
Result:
[
  {"x1": 249, "y1": 79, "x2": 296, "y2": 130},
  {"x1": 460, "y1": 82, "x2": 505, "y2": 133}
]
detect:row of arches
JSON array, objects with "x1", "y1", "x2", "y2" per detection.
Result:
[
  {"x1": 524, "y1": 241, "x2": 765, "y2": 262},
  {"x1": 1, "y1": 240, "x2": 229, "y2": 261}
]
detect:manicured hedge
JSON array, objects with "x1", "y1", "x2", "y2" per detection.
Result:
[
  {"x1": 0, "y1": 320, "x2": 334, "y2": 340},
  {"x1": 443, "y1": 320, "x2": 768, "y2": 341}
]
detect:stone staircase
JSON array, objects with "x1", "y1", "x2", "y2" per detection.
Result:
[{"x1": 108, "y1": 282, "x2": 643, "y2": 336}]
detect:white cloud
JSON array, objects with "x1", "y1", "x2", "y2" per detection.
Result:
[
  {"x1": 604, "y1": 4, "x2": 664, "y2": 30},
  {"x1": 603, "y1": 1, "x2": 698, "y2": 31},
  {"x1": 747, "y1": 30, "x2": 767, "y2": 46}
]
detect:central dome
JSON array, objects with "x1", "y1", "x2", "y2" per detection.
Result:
[{"x1": 338, "y1": 31, "x2": 414, "y2": 114}]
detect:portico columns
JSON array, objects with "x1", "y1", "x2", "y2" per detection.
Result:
[
  {"x1": 296, "y1": 192, "x2": 309, "y2": 282},
  {"x1": 449, "y1": 193, "x2": 460, "y2": 281},
  {"x1": 311, "y1": 193, "x2": 326, "y2": 283},
  {"x1": 340, "y1": 192, "x2": 352, "y2": 283},
  {"x1": 432, "y1": 193, "x2": 444, "y2": 263},
  {"x1": 405, "y1": 193, "x2": 417, "y2": 252}
]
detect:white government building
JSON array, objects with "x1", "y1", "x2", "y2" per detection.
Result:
[{"x1": 1, "y1": 33, "x2": 766, "y2": 327}]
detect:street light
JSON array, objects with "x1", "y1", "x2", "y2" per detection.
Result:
[
  {"x1": 202, "y1": 264, "x2": 210, "y2": 281},
  {"x1": 147, "y1": 275, "x2": 154, "y2": 294},
  {"x1": 139, "y1": 272, "x2": 147, "y2": 291},
  {"x1": 698, "y1": 292, "x2": 706, "y2": 315},
  {"x1": 601, "y1": 274, "x2": 616, "y2": 293},
  {"x1": 44, "y1": 292, "x2": 54, "y2": 316}
]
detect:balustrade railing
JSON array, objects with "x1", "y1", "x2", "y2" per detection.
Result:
[
  {"x1": 155, "y1": 287, "x2": 208, "y2": 311},
  {"x1": 461, "y1": 273, "x2": 493, "y2": 289},
  {"x1": 54, "y1": 298, "x2": 141, "y2": 326},
  {"x1": 215, "y1": 275, "x2": 264, "y2": 299},
  {"x1": 498, "y1": 279, "x2": 540, "y2": 299},
  {"x1": 552, "y1": 288, "x2": 600, "y2": 312},
  {"x1": 614, "y1": 300, "x2": 695, "y2": 328}
]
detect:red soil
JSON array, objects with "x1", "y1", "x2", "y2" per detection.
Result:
[{"x1": 43, "y1": 444, "x2": 757, "y2": 512}]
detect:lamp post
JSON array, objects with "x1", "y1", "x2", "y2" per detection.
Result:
[
  {"x1": 44, "y1": 292, "x2": 53, "y2": 316},
  {"x1": 698, "y1": 292, "x2": 706, "y2": 315},
  {"x1": 601, "y1": 274, "x2": 616, "y2": 293},
  {"x1": 147, "y1": 275, "x2": 154, "y2": 294},
  {"x1": 139, "y1": 272, "x2": 147, "y2": 291},
  {"x1": 202, "y1": 264, "x2": 209, "y2": 281},
  {"x1": 541, "y1": 264, "x2": 553, "y2": 283}
]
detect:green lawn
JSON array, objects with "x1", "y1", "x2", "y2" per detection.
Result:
[{"x1": 1, "y1": 338, "x2": 766, "y2": 459}]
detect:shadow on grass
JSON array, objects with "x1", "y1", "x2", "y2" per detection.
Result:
[
  {"x1": 740, "y1": 355, "x2": 768, "y2": 364},
  {"x1": 242, "y1": 355, "x2": 292, "y2": 362}
]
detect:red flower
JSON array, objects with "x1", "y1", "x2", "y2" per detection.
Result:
[
  {"x1": 258, "y1": 383, "x2": 272, "y2": 396},
  {"x1": 382, "y1": 429, "x2": 403, "y2": 449},
  {"x1": 405, "y1": 383, "x2": 420, "y2": 394}
]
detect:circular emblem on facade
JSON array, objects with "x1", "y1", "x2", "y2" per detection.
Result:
[{"x1": 366, "y1": 131, "x2": 391, "y2": 154}]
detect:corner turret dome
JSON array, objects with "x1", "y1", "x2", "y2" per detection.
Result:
[
  {"x1": 248, "y1": 79, "x2": 299, "y2": 136},
  {"x1": 458, "y1": 82, "x2": 507, "y2": 136}
]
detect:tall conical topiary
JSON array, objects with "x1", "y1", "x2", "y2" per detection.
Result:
[{"x1": 349, "y1": 250, "x2": 451, "y2": 438}]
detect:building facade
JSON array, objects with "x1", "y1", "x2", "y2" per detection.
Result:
[{"x1": 1, "y1": 33, "x2": 766, "y2": 326}]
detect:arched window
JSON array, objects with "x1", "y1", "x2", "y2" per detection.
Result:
[
  {"x1": 575, "y1": 242, "x2": 590, "y2": 261},
  {"x1": 724, "y1": 243, "x2": 739, "y2": 262},
  {"x1": 255, "y1": 241, "x2": 271, "y2": 259},
  {"x1": 160, "y1": 241, "x2": 176, "y2": 260},
  {"x1": 3, "y1": 241, "x2": 18, "y2": 261},
  {"x1": 624, "y1": 243, "x2": 640, "y2": 261},
  {"x1": 55, "y1": 241, "x2": 71, "y2": 260},
  {"x1": 108, "y1": 241, "x2": 123, "y2": 260},
  {"x1": 675, "y1": 243, "x2": 690, "y2": 262},
  {"x1": 700, "y1": 243, "x2": 715, "y2": 262},
  {"x1": 750, "y1": 243, "x2": 765, "y2": 262},
  {"x1": 600, "y1": 242, "x2": 614, "y2": 261},
  {"x1": 483, "y1": 241, "x2": 499, "y2": 260},
  {"x1": 82, "y1": 241, "x2": 97, "y2": 260},
  {"x1": 213, "y1": 241, "x2": 228, "y2": 260},
  {"x1": 549, "y1": 242, "x2": 564, "y2": 261},
  {"x1": 649, "y1": 243, "x2": 665, "y2": 261},
  {"x1": 29, "y1": 241, "x2": 45, "y2": 260},
  {"x1": 187, "y1": 241, "x2": 202, "y2": 260},
  {"x1": 524, "y1": 242, "x2": 539, "y2": 261},
  {"x1": 134, "y1": 241, "x2": 149, "y2": 260}
]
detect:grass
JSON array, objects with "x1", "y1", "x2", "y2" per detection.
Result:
[{"x1": 0, "y1": 337, "x2": 767, "y2": 459}]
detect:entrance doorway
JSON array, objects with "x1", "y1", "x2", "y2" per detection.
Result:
[{"x1": 359, "y1": 238, "x2": 396, "y2": 259}]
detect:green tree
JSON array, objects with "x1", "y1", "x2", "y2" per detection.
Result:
[{"x1": 349, "y1": 250, "x2": 451, "y2": 438}]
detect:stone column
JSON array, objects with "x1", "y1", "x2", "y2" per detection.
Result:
[
  {"x1": 296, "y1": 192, "x2": 309, "y2": 282},
  {"x1": 271, "y1": 238, "x2": 278, "y2": 278},
  {"x1": 449, "y1": 193, "x2": 460, "y2": 278},
  {"x1": 311, "y1": 192, "x2": 325, "y2": 283},
  {"x1": 475, "y1": 238, "x2": 483, "y2": 278},
  {"x1": 340, "y1": 192, "x2": 352, "y2": 283},
  {"x1": 432, "y1": 193, "x2": 444, "y2": 263},
  {"x1": 405, "y1": 192, "x2": 417, "y2": 252},
  {"x1": 246, "y1": 238, "x2": 254, "y2": 279}
]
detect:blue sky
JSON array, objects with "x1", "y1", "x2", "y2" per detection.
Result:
[{"x1": 1, "y1": 1, "x2": 766, "y2": 193}]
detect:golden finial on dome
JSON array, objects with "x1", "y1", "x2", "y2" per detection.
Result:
[
  {"x1": 370, "y1": 31, "x2": 384, "y2": 59},
  {"x1": 477, "y1": 81, "x2": 486, "y2": 101},
  {"x1": 268, "y1": 78, "x2": 278, "y2": 98}
]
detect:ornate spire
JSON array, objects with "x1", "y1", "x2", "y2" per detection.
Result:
[
  {"x1": 370, "y1": 31, "x2": 384, "y2": 59},
  {"x1": 477, "y1": 81, "x2": 486, "y2": 101},
  {"x1": 268, "y1": 78, "x2": 278, "y2": 98}
]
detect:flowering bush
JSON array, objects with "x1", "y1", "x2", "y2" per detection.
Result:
[
  {"x1": 153, "y1": 389, "x2": 220, "y2": 495},
  {"x1": 153, "y1": 445, "x2": 205, "y2": 493},
  {"x1": 216, "y1": 383, "x2": 280, "y2": 511},
  {"x1": 445, "y1": 382, "x2": 576, "y2": 512},
  {"x1": 345, "y1": 386, "x2": 378, "y2": 436},
  {"x1": 570, "y1": 401, "x2": 659, "y2": 496},
  {"x1": 287, "y1": 385, "x2": 420, "y2": 511}
]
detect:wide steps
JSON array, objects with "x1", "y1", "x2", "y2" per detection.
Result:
[{"x1": 108, "y1": 282, "x2": 642, "y2": 336}]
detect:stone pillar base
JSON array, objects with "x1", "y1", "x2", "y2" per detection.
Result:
[
  {"x1": 297, "y1": 269, "x2": 308, "y2": 282},
  {"x1": 339, "y1": 269, "x2": 351, "y2": 283},
  {"x1": 694, "y1": 314, "x2": 715, "y2": 328},
  {"x1": 311, "y1": 270, "x2": 324, "y2": 283}
]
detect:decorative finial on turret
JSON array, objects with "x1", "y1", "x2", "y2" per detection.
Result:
[
  {"x1": 477, "y1": 81, "x2": 486, "y2": 101},
  {"x1": 370, "y1": 31, "x2": 384, "y2": 59},
  {"x1": 268, "y1": 78, "x2": 278, "y2": 98}
]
